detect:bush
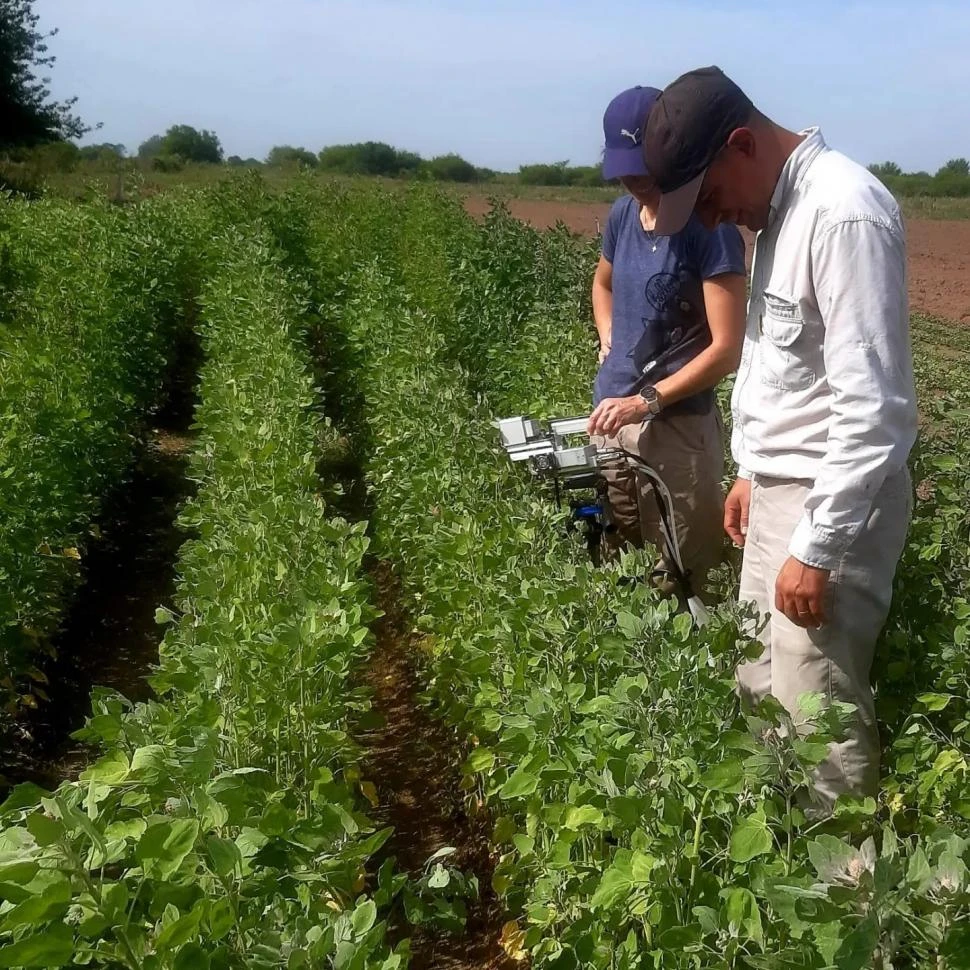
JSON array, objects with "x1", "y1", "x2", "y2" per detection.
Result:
[
  {"x1": 151, "y1": 153, "x2": 185, "y2": 173},
  {"x1": 318, "y1": 141, "x2": 422, "y2": 177},
  {"x1": 78, "y1": 142, "x2": 126, "y2": 164},
  {"x1": 518, "y1": 161, "x2": 571, "y2": 186},
  {"x1": 139, "y1": 126, "x2": 223, "y2": 164},
  {"x1": 265, "y1": 145, "x2": 317, "y2": 169},
  {"x1": 518, "y1": 161, "x2": 604, "y2": 187},
  {"x1": 424, "y1": 152, "x2": 478, "y2": 183}
]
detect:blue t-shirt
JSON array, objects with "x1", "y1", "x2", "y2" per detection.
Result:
[{"x1": 593, "y1": 196, "x2": 746, "y2": 414}]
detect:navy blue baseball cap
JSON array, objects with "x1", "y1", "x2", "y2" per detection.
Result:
[{"x1": 601, "y1": 86, "x2": 661, "y2": 181}]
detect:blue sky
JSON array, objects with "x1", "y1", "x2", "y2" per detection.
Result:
[{"x1": 38, "y1": 0, "x2": 970, "y2": 172}]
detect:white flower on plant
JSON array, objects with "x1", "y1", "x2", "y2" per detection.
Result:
[
  {"x1": 931, "y1": 856, "x2": 965, "y2": 895},
  {"x1": 811, "y1": 836, "x2": 877, "y2": 888}
]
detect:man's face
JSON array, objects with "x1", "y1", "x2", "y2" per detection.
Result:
[{"x1": 694, "y1": 131, "x2": 771, "y2": 232}]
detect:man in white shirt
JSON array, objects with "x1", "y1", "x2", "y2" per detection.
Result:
[{"x1": 643, "y1": 66, "x2": 918, "y2": 812}]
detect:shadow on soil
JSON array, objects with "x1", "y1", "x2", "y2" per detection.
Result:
[
  {"x1": 1, "y1": 326, "x2": 201, "y2": 793},
  {"x1": 359, "y1": 563, "x2": 518, "y2": 970},
  {"x1": 312, "y1": 315, "x2": 518, "y2": 970}
]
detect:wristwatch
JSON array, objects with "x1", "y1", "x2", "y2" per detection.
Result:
[{"x1": 639, "y1": 384, "x2": 663, "y2": 416}]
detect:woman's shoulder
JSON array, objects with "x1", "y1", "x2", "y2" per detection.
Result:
[{"x1": 607, "y1": 194, "x2": 637, "y2": 225}]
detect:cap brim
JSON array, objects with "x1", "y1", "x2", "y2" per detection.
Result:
[
  {"x1": 602, "y1": 147, "x2": 649, "y2": 181},
  {"x1": 654, "y1": 169, "x2": 706, "y2": 235}
]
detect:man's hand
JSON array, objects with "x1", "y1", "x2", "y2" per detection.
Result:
[
  {"x1": 775, "y1": 556, "x2": 831, "y2": 629},
  {"x1": 587, "y1": 395, "x2": 647, "y2": 436},
  {"x1": 724, "y1": 478, "x2": 751, "y2": 547},
  {"x1": 598, "y1": 339, "x2": 611, "y2": 365}
]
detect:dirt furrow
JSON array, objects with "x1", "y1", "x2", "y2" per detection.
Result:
[
  {"x1": 2, "y1": 427, "x2": 192, "y2": 791},
  {"x1": 360, "y1": 563, "x2": 517, "y2": 970}
]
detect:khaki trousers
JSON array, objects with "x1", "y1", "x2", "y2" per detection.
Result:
[
  {"x1": 736, "y1": 469, "x2": 912, "y2": 812},
  {"x1": 591, "y1": 409, "x2": 725, "y2": 595}
]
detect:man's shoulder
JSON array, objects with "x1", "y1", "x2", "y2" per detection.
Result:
[{"x1": 804, "y1": 148, "x2": 902, "y2": 233}]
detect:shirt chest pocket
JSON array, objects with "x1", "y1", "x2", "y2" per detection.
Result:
[{"x1": 759, "y1": 293, "x2": 817, "y2": 392}]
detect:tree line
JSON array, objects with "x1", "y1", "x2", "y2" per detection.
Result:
[
  {"x1": 13, "y1": 127, "x2": 604, "y2": 187},
  {"x1": 869, "y1": 158, "x2": 970, "y2": 198},
  {"x1": 21, "y1": 129, "x2": 970, "y2": 196}
]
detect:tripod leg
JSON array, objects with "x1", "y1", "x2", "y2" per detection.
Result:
[{"x1": 586, "y1": 517, "x2": 604, "y2": 567}]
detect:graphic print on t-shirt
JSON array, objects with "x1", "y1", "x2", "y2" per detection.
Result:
[
  {"x1": 628, "y1": 265, "x2": 707, "y2": 384},
  {"x1": 593, "y1": 195, "x2": 745, "y2": 411}
]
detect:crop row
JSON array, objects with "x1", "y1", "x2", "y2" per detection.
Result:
[
  {"x1": 0, "y1": 196, "x2": 205, "y2": 717},
  {"x1": 0, "y1": 222, "x2": 399, "y2": 969},
  {"x1": 308, "y1": 181, "x2": 970, "y2": 968}
]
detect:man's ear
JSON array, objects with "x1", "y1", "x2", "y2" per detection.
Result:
[{"x1": 725, "y1": 127, "x2": 757, "y2": 158}]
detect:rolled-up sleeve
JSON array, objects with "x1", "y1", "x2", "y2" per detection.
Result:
[{"x1": 787, "y1": 216, "x2": 918, "y2": 569}]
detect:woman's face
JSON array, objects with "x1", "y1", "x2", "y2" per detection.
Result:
[{"x1": 619, "y1": 175, "x2": 660, "y2": 207}]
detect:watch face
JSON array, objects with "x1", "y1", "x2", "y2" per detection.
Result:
[{"x1": 640, "y1": 386, "x2": 660, "y2": 414}]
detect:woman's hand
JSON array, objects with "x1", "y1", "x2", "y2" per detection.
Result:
[
  {"x1": 598, "y1": 338, "x2": 611, "y2": 365},
  {"x1": 587, "y1": 395, "x2": 648, "y2": 436}
]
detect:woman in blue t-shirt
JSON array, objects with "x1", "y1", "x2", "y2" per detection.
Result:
[{"x1": 588, "y1": 85, "x2": 747, "y2": 596}]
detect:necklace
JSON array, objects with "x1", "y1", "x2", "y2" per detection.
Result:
[{"x1": 639, "y1": 205, "x2": 659, "y2": 252}]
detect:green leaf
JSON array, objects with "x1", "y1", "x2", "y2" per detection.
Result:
[
  {"x1": 499, "y1": 769, "x2": 538, "y2": 799},
  {"x1": 658, "y1": 923, "x2": 703, "y2": 947},
  {"x1": 630, "y1": 851, "x2": 655, "y2": 882},
  {"x1": 102, "y1": 882, "x2": 129, "y2": 921},
  {"x1": 467, "y1": 748, "x2": 495, "y2": 772},
  {"x1": 104, "y1": 819, "x2": 147, "y2": 842},
  {"x1": 615, "y1": 611, "x2": 643, "y2": 639},
  {"x1": 206, "y1": 835, "x2": 241, "y2": 878},
  {"x1": 807, "y1": 834, "x2": 859, "y2": 884},
  {"x1": 917, "y1": 692, "x2": 954, "y2": 712},
  {"x1": 351, "y1": 899, "x2": 378, "y2": 936},
  {"x1": 672, "y1": 612, "x2": 693, "y2": 642},
  {"x1": 607, "y1": 795, "x2": 643, "y2": 829},
  {"x1": 0, "y1": 879, "x2": 71, "y2": 932},
  {"x1": 207, "y1": 897, "x2": 234, "y2": 942},
  {"x1": 426, "y1": 846, "x2": 457, "y2": 863},
  {"x1": 792, "y1": 739, "x2": 831, "y2": 767},
  {"x1": 590, "y1": 868, "x2": 630, "y2": 910},
  {"x1": 906, "y1": 846, "x2": 933, "y2": 891},
  {"x1": 512, "y1": 834, "x2": 535, "y2": 856},
  {"x1": 699, "y1": 758, "x2": 745, "y2": 793},
  {"x1": 174, "y1": 944, "x2": 211, "y2": 970},
  {"x1": 235, "y1": 826, "x2": 270, "y2": 860},
  {"x1": 563, "y1": 805, "x2": 604, "y2": 830},
  {"x1": 1, "y1": 784, "x2": 50, "y2": 816},
  {"x1": 721, "y1": 887, "x2": 764, "y2": 946},
  {"x1": 156, "y1": 905, "x2": 204, "y2": 951},
  {"x1": 427, "y1": 864, "x2": 450, "y2": 889},
  {"x1": 833, "y1": 914, "x2": 879, "y2": 970},
  {"x1": 0, "y1": 922, "x2": 74, "y2": 966},
  {"x1": 729, "y1": 813, "x2": 774, "y2": 863},
  {"x1": 0, "y1": 862, "x2": 38, "y2": 887},
  {"x1": 136, "y1": 819, "x2": 200, "y2": 879},
  {"x1": 130, "y1": 744, "x2": 168, "y2": 779},
  {"x1": 79, "y1": 749, "x2": 129, "y2": 786},
  {"x1": 493, "y1": 817, "x2": 517, "y2": 844}
]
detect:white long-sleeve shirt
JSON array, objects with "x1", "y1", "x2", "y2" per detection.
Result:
[{"x1": 732, "y1": 128, "x2": 918, "y2": 570}]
